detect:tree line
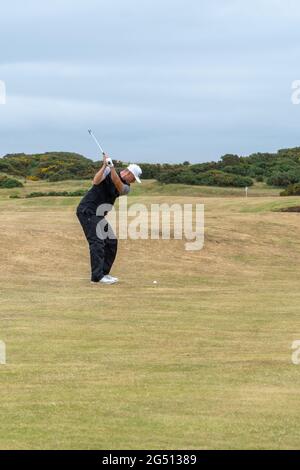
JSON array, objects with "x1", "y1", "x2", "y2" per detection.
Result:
[{"x1": 1, "y1": 147, "x2": 300, "y2": 188}]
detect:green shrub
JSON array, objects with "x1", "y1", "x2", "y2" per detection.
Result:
[
  {"x1": 280, "y1": 183, "x2": 300, "y2": 196},
  {"x1": 267, "y1": 171, "x2": 300, "y2": 187},
  {"x1": 0, "y1": 176, "x2": 23, "y2": 188},
  {"x1": 157, "y1": 169, "x2": 253, "y2": 187},
  {"x1": 26, "y1": 190, "x2": 87, "y2": 198},
  {"x1": 256, "y1": 175, "x2": 264, "y2": 182}
]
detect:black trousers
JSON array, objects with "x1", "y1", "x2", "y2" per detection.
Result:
[{"x1": 77, "y1": 210, "x2": 118, "y2": 282}]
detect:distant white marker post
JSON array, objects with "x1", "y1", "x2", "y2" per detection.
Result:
[
  {"x1": 0, "y1": 341, "x2": 6, "y2": 365},
  {"x1": 0, "y1": 81, "x2": 6, "y2": 105},
  {"x1": 245, "y1": 186, "x2": 248, "y2": 198}
]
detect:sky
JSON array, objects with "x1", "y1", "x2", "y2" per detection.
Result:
[{"x1": 0, "y1": 0, "x2": 300, "y2": 163}]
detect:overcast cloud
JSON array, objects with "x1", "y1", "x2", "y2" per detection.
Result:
[{"x1": 0, "y1": 0, "x2": 300, "y2": 162}]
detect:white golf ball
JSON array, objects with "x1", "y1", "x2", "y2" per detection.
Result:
[{"x1": 153, "y1": 280, "x2": 157, "y2": 284}]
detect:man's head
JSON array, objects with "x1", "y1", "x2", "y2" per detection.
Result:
[{"x1": 120, "y1": 164, "x2": 142, "y2": 184}]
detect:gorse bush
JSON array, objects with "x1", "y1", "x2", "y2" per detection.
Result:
[
  {"x1": 0, "y1": 152, "x2": 98, "y2": 181},
  {"x1": 9, "y1": 190, "x2": 87, "y2": 199},
  {"x1": 267, "y1": 170, "x2": 300, "y2": 187},
  {"x1": 25, "y1": 190, "x2": 87, "y2": 198},
  {"x1": 157, "y1": 169, "x2": 253, "y2": 187},
  {"x1": 280, "y1": 183, "x2": 300, "y2": 196},
  {"x1": 0, "y1": 175, "x2": 23, "y2": 188}
]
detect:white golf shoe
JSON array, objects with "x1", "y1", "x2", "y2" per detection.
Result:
[
  {"x1": 105, "y1": 275, "x2": 119, "y2": 282},
  {"x1": 99, "y1": 275, "x2": 118, "y2": 285}
]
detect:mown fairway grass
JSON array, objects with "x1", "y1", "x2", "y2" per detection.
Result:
[{"x1": 1, "y1": 179, "x2": 300, "y2": 449}]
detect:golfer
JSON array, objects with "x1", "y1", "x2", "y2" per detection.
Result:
[{"x1": 76, "y1": 154, "x2": 142, "y2": 284}]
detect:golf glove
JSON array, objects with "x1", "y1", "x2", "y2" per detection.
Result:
[{"x1": 105, "y1": 157, "x2": 114, "y2": 168}]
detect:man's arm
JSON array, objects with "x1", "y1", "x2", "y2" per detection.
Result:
[
  {"x1": 93, "y1": 153, "x2": 109, "y2": 185},
  {"x1": 110, "y1": 167, "x2": 127, "y2": 194}
]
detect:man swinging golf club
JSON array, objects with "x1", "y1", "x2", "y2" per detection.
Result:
[{"x1": 77, "y1": 131, "x2": 142, "y2": 285}]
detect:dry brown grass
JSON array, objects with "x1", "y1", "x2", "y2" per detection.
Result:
[{"x1": 1, "y1": 190, "x2": 300, "y2": 449}]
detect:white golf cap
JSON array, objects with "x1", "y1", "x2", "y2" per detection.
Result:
[{"x1": 127, "y1": 163, "x2": 142, "y2": 183}]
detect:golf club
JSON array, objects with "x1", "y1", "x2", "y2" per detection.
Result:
[
  {"x1": 88, "y1": 129, "x2": 114, "y2": 167},
  {"x1": 88, "y1": 129, "x2": 105, "y2": 156}
]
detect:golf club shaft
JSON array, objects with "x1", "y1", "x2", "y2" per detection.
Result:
[{"x1": 88, "y1": 129, "x2": 105, "y2": 155}]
